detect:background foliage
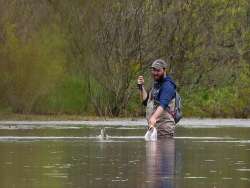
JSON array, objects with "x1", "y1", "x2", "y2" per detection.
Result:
[{"x1": 0, "y1": 0, "x2": 250, "y2": 118}]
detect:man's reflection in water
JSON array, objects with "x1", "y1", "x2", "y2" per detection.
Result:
[{"x1": 145, "y1": 139, "x2": 176, "y2": 188}]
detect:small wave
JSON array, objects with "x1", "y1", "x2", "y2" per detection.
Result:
[{"x1": 193, "y1": 140, "x2": 250, "y2": 143}]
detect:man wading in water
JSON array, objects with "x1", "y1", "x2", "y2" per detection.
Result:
[{"x1": 138, "y1": 59, "x2": 177, "y2": 138}]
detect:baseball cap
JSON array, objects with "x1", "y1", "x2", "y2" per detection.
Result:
[{"x1": 151, "y1": 59, "x2": 168, "y2": 70}]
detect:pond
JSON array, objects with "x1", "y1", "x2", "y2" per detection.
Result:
[{"x1": 0, "y1": 120, "x2": 249, "y2": 188}]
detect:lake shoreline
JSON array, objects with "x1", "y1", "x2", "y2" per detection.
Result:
[
  {"x1": 1, "y1": 115, "x2": 250, "y2": 127},
  {"x1": 1, "y1": 112, "x2": 250, "y2": 121}
]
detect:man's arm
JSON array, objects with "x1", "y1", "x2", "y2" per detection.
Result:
[
  {"x1": 148, "y1": 106, "x2": 164, "y2": 129},
  {"x1": 137, "y1": 76, "x2": 148, "y2": 101},
  {"x1": 140, "y1": 86, "x2": 148, "y2": 101}
]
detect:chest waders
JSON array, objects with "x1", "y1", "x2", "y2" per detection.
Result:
[{"x1": 146, "y1": 89, "x2": 176, "y2": 138}]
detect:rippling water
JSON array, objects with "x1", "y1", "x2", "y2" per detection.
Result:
[{"x1": 0, "y1": 121, "x2": 249, "y2": 188}]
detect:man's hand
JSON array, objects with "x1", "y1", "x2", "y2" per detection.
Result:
[
  {"x1": 137, "y1": 76, "x2": 144, "y2": 86},
  {"x1": 148, "y1": 116, "x2": 157, "y2": 129}
]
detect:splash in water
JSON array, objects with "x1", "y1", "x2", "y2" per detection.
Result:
[{"x1": 97, "y1": 127, "x2": 109, "y2": 140}]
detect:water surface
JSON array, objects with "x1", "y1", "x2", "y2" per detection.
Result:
[{"x1": 0, "y1": 122, "x2": 249, "y2": 188}]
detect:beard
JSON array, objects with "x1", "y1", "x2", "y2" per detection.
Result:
[{"x1": 153, "y1": 73, "x2": 165, "y2": 81}]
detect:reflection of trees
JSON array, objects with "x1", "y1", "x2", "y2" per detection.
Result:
[{"x1": 0, "y1": 142, "x2": 65, "y2": 188}]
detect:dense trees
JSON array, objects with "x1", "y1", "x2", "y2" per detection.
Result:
[{"x1": 0, "y1": 0, "x2": 250, "y2": 117}]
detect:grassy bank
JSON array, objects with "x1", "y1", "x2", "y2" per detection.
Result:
[{"x1": 1, "y1": 81, "x2": 250, "y2": 119}]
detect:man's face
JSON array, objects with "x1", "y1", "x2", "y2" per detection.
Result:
[{"x1": 151, "y1": 67, "x2": 165, "y2": 81}]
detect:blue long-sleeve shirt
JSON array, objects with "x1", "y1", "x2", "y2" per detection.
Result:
[{"x1": 143, "y1": 76, "x2": 176, "y2": 109}]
